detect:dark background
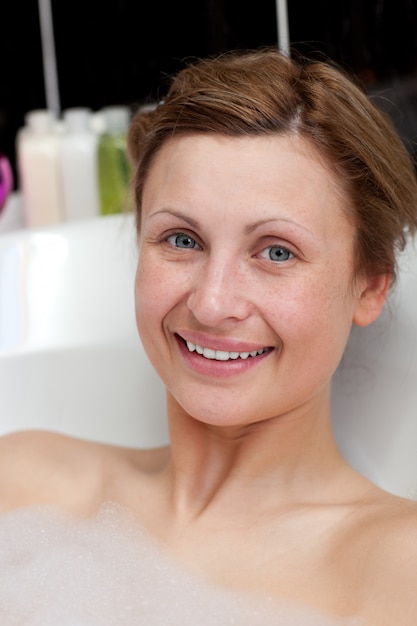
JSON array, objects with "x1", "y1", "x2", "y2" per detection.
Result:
[{"x1": 2, "y1": 0, "x2": 417, "y2": 189}]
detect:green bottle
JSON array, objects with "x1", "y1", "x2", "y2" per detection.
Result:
[{"x1": 97, "y1": 106, "x2": 132, "y2": 215}]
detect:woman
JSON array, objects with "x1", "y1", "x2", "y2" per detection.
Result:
[{"x1": 1, "y1": 48, "x2": 417, "y2": 624}]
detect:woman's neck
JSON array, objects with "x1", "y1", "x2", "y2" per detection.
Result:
[{"x1": 162, "y1": 389, "x2": 355, "y2": 524}]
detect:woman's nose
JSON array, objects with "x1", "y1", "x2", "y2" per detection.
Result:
[{"x1": 186, "y1": 258, "x2": 253, "y2": 327}]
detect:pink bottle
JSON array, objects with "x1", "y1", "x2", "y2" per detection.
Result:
[{"x1": 0, "y1": 154, "x2": 13, "y2": 215}]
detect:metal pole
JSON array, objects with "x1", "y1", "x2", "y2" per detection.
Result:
[
  {"x1": 276, "y1": 0, "x2": 290, "y2": 56},
  {"x1": 38, "y1": 0, "x2": 61, "y2": 116}
]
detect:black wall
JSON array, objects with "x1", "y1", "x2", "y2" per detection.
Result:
[{"x1": 2, "y1": 0, "x2": 417, "y2": 188}]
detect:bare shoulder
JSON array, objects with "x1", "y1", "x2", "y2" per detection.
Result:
[
  {"x1": 0, "y1": 430, "x2": 121, "y2": 514},
  {"x1": 355, "y1": 491, "x2": 417, "y2": 624},
  {"x1": 373, "y1": 491, "x2": 417, "y2": 555},
  {"x1": 378, "y1": 494, "x2": 417, "y2": 574},
  {"x1": 0, "y1": 430, "x2": 170, "y2": 515}
]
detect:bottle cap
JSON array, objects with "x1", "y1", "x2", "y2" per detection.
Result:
[
  {"x1": 101, "y1": 106, "x2": 131, "y2": 134},
  {"x1": 63, "y1": 107, "x2": 92, "y2": 132},
  {"x1": 90, "y1": 111, "x2": 106, "y2": 134},
  {"x1": 25, "y1": 109, "x2": 56, "y2": 134}
]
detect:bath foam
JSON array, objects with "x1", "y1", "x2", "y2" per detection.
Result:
[{"x1": 0, "y1": 503, "x2": 365, "y2": 625}]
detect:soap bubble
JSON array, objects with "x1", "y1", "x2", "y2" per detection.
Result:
[{"x1": 0, "y1": 503, "x2": 365, "y2": 625}]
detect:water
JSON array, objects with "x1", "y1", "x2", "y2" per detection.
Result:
[{"x1": 0, "y1": 503, "x2": 365, "y2": 625}]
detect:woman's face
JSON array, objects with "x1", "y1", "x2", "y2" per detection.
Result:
[{"x1": 135, "y1": 134, "x2": 376, "y2": 428}]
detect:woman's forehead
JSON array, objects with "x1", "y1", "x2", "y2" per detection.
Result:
[{"x1": 143, "y1": 134, "x2": 349, "y2": 215}]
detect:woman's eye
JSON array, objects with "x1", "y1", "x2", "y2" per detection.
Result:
[
  {"x1": 166, "y1": 233, "x2": 200, "y2": 249},
  {"x1": 260, "y1": 245, "x2": 293, "y2": 262}
]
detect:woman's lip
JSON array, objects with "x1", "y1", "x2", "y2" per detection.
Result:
[
  {"x1": 175, "y1": 331, "x2": 273, "y2": 353},
  {"x1": 175, "y1": 334, "x2": 273, "y2": 378}
]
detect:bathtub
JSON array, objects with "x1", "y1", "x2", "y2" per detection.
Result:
[
  {"x1": 0, "y1": 209, "x2": 416, "y2": 497},
  {"x1": 331, "y1": 237, "x2": 417, "y2": 499},
  {"x1": 0, "y1": 211, "x2": 168, "y2": 448}
]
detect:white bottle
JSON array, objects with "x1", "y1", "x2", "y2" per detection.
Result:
[
  {"x1": 59, "y1": 107, "x2": 100, "y2": 222},
  {"x1": 16, "y1": 109, "x2": 65, "y2": 228}
]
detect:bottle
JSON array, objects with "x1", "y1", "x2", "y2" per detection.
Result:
[
  {"x1": 97, "y1": 106, "x2": 132, "y2": 215},
  {"x1": 59, "y1": 107, "x2": 100, "y2": 221},
  {"x1": 0, "y1": 154, "x2": 13, "y2": 215},
  {"x1": 16, "y1": 109, "x2": 65, "y2": 228}
]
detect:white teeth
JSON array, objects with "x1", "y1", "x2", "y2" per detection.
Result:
[
  {"x1": 203, "y1": 348, "x2": 216, "y2": 359},
  {"x1": 215, "y1": 350, "x2": 230, "y2": 361},
  {"x1": 185, "y1": 341, "x2": 268, "y2": 361}
]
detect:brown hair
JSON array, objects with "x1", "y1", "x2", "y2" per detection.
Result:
[{"x1": 128, "y1": 47, "x2": 417, "y2": 282}]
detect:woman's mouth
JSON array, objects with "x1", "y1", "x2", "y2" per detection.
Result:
[{"x1": 178, "y1": 335, "x2": 273, "y2": 362}]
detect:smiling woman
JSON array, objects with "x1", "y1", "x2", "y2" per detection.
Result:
[
  {"x1": 1, "y1": 47, "x2": 417, "y2": 625},
  {"x1": 134, "y1": 133, "x2": 364, "y2": 428}
]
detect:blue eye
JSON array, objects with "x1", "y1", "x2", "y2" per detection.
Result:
[
  {"x1": 260, "y1": 245, "x2": 293, "y2": 262},
  {"x1": 167, "y1": 233, "x2": 199, "y2": 249},
  {"x1": 269, "y1": 246, "x2": 291, "y2": 262}
]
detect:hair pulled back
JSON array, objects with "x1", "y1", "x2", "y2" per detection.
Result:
[{"x1": 128, "y1": 48, "x2": 417, "y2": 281}]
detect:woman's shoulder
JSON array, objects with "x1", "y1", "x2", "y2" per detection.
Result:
[
  {"x1": 0, "y1": 430, "x2": 170, "y2": 515},
  {"x1": 370, "y1": 490, "x2": 417, "y2": 543},
  {"x1": 0, "y1": 430, "x2": 120, "y2": 514},
  {"x1": 353, "y1": 491, "x2": 417, "y2": 623},
  {"x1": 382, "y1": 493, "x2": 417, "y2": 560},
  {"x1": 354, "y1": 489, "x2": 417, "y2": 563}
]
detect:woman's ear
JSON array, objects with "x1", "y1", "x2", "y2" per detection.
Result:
[{"x1": 353, "y1": 272, "x2": 391, "y2": 327}]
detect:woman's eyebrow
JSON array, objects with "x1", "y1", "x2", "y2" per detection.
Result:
[
  {"x1": 147, "y1": 209, "x2": 199, "y2": 229},
  {"x1": 244, "y1": 218, "x2": 314, "y2": 236},
  {"x1": 147, "y1": 209, "x2": 314, "y2": 238}
]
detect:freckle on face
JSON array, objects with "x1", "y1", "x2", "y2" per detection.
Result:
[{"x1": 135, "y1": 134, "x2": 360, "y2": 427}]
